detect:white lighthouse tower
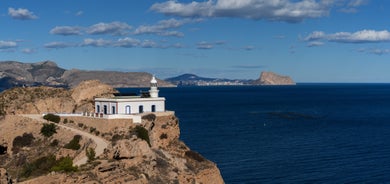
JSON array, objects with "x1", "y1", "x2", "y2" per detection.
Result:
[{"x1": 149, "y1": 75, "x2": 159, "y2": 98}]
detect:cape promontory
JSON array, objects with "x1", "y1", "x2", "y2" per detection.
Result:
[
  {"x1": 252, "y1": 71, "x2": 295, "y2": 85},
  {"x1": 0, "y1": 80, "x2": 224, "y2": 183}
]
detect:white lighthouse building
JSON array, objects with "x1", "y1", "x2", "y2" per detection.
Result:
[{"x1": 94, "y1": 76, "x2": 165, "y2": 119}]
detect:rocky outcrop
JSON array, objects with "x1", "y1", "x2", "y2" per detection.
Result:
[
  {"x1": 0, "y1": 82, "x2": 224, "y2": 183},
  {"x1": 253, "y1": 71, "x2": 295, "y2": 85},
  {"x1": 0, "y1": 80, "x2": 116, "y2": 115},
  {"x1": 0, "y1": 61, "x2": 175, "y2": 89}
]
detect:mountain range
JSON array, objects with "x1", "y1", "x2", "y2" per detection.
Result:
[
  {"x1": 0, "y1": 61, "x2": 295, "y2": 90},
  {"x1": 0, "y1": 61, "x2": 174, "y2": 89}
]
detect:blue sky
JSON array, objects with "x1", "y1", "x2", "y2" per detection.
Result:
[{"x1": 1, "y1": 0, "x2": 390, "y2": 82}]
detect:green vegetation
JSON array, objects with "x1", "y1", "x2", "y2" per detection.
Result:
[
  {"x1": 50, "y1": 139, "x2": 59, "y2": 147},
  {"x1": 135, "y1": 126, "x2": 150, "y2": 147},
  {"x1": 43, "y1": 113, "x2": 61, "y2": 123},
  {"x1": 63, "y1": 118, "x2": 68, "y2": 124},
  {"x1": 21, "y1": 155, "x2": 56, "y2": 178},
  {"x1": 40, "y1": 123, "x2": 57, "y2": 137},
  {"x1": 89, "y1": 127, "x2": 96, "y2": 133},
  {"x1": 64, "y1": 135, "x2": 81, "y2": 150},
  {"x1": 111, "y1": 134, "x2": 123, "y2": 145},
  {"x1": 160, "y1": 133, "x2": 168, "y2": 139},
  {"x1": 51, "y1": 156, "x2": 78, "y2": 172},
  {"x1": 12, "y1": 133, "x2": 35, "y2": 153},
  {"x1": 86, "y1": 147, "x2": 96, "y2": 163},
  {"x1": 21, "y1": 155, "x2": 77, "y2": 178}
]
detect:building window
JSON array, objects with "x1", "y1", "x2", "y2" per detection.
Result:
[
  {"x1": 125, "y1": 105, "x2": 131, "y2": 114},
  {"x1": 112, "y1": 106, "x2": 116, "y2": 114},
  {"x1": 139, "y1": 105, "x2": 144, "y2": 113},
  {"x1": 103, "y1": 105, "x2": 107, "y2": 114},
  {"x1": 97, "y1": 105, "x2": 100, "y2": 113},
  {"x1": 151, "y1": 105, "x2": 156, "y2": 112}
]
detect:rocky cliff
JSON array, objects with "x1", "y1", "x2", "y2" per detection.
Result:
[
  {"x1": 252, "y1": 71, "x2": 295, "y2": 85},
  {"x1": 0, "y1": 61, "x2": 174, "y2": 89},
  {"x1": 0, "y1": 81, "x2": 224, "y2": 183}
]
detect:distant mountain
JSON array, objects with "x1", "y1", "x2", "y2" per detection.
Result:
[
  {"x1": 166, "y1": 73, "x2": 251, "y2": 86},
  {"x1": 252, "y1": 71, "x2": 295, "y2": 85},
  {"x1": 0, "y1": 61, "x2": 174, "y2": 89}
]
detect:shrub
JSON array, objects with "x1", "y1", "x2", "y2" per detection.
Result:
[
  {"x1": 86, "y1": 147, "x2": 96, "y2": 163},
  {"x1": 135, "y1": 126, "x2": 150, "y2": 147},
  {"x1": 21, "y1": 155, "x2": 57, "y2": 178},
  {"x1": 13, "y1": 133, "x2": 35, "y2": 148},
  {"x1": 69, "y1": 120, "x2": 74, "y2": 124},
  {"x1": 51, "y1": 156, "x2": 78, "y2": 172},
  {"x1": 40, "y1": 123, "x2": 57, "y2": 137},
  {"x1": 63, "y1": 118, "x2": 68, "y2": 124},
  {"x1": 111, "y1": 134, "x2": 123, "y2": 143},
  {"x1": 89, "y1": 127, "x2": 96, "y2": 133},
  {"x1": 43, "y1": 113, "x2": 61, "y2": 123},
  {"x1": 95, "y1": 131, "x2": 100, "y2": 136},
  {"x1": 160, "y1": 133, "x2": 168, "y2": 139},
  {"x1": 0, "y1": 145, "x2": 7, "y2": 155},
  {"x1": 50, "y1": 139, "x2": 59, "y2": 147},
  {"x1": 78, "y1": 123, "x2": 84, "y2": 128},
  {"x1": 64, "y1": 135, "x2": 81, "y2": 150}
]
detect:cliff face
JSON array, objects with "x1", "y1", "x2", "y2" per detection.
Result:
[
  {"x1": 253, "y1": 71, "x2": 295, "y2": 85},
  {"x1": 0, "y1": 61, "x2": 174, "y2": 89},
  {"x1": 0, "y1": 82, "x2": 224, "y2": 183}
]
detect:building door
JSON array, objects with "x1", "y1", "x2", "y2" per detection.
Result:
[
  {"x1": 125, "y1": 105, "x2": 131, "y2": 114},
  {"x1": 151, "y1": 105, "x2": 156, "y2": 112},
  {"x1": 139, "y1": 105, "x2": 144, "y2": 113},
  {"x1": 112, "y1": 106, "x2": 116, "y2": 114},
  {"x1": 97, "y1": 105, "x2": 100, "y2": 113},
  {"x1": 103, "y1": 105, "x2": 107, "y2": 114}
]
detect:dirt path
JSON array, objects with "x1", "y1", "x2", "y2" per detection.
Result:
[{"x1": 20, "y1": 114, "x2": 109, "y2": 166}]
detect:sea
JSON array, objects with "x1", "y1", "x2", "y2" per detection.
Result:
[{"x1": 121, "y1": 84, "x2": 390, "y2": 183}]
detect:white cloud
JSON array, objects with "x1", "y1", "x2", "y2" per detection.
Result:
[
  {"x1": 75, "y1": 11, "x2": 83, "y2": 16},
  {"x1": 348, "y1": 0, "x2": 368, "y2": 7},
  {"x1": 114, "y1": 37, "x2": 140, "y2": 48},
  {"x1": 141, "y1": 40, "x2": 158, "y2": 48},
  {"x1": 81, "y1": 38, "x2": 113, "y2": 47},
  {"x1": 133, "y1": 18, "x2": 188, "y2": 37},
  {"x1": 44, "y1": 42, "x2": 74, "y2": 49},
  {"x1": 0, "y1": 41, "x2": 17, "y2": 49},
  {"x1": 307, "y1": 41, "x2": 324, "y2": 47},
  {"x1": 151, "y1": 0, "x2": 214, "y2": 17},
  {"x1": 304, "y1": 30, "x2": 390, "y2": 44},
  {"x1": 22, "y1": 48, "x2": 36, "y2": 54},
  {"x1": 151, "y1": 0, "x2": 333, "y2": 22},
  {"x1": 197, "y1": 41, "x2": 214, "y2": 49},
  {"x1": 339, "y1": 0, "x2": 368, "y2": 13},
  {"x1": 87, "y1": 22, "x2": 132, "y2": 36},
  {"x1": 8, "y1": 7, "x2": 38, "y2": 20},
  {"x1": 304, "y1": 31, "x2": 326, "y2": 41},
  {"x1": 328, "y1": 30, "x2": 390, "y2": 43},
  {"x1": 50, "y1": 26, "x2": 82, "y2": 36},
  {"x1": 357, "y1": 48, "x2": 390, "y2": 55}
]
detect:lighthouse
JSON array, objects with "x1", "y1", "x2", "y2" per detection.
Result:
[{"x1": 149, "y1": 75, "x2": 159, "y2": 98}]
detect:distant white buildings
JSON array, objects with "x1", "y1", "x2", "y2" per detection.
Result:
[{"x1": 94, "y1": 76, "x2": 165, "y2": 118}]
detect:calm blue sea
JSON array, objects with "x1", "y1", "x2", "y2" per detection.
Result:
[{"x1": 120, "y1": 84, "x2": 390, "y2": 183}]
